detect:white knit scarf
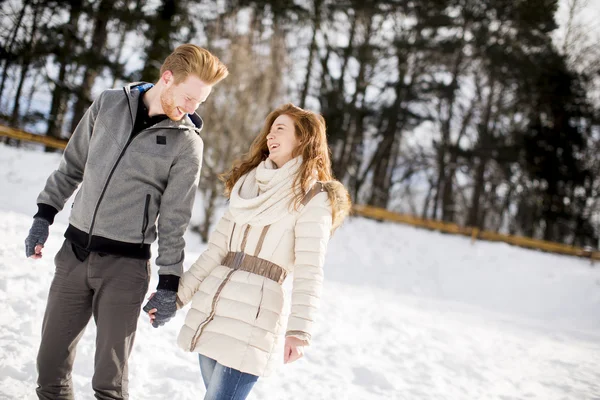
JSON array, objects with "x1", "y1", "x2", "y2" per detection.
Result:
[{"x1": 228, "y1": 157, "x2": 302, "y2": 226}]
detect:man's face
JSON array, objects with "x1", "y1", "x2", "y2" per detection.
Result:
[{"x1": 160, "y1": 72, "x2": 213, "y2": 121}]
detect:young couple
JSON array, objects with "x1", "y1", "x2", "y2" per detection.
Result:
[{"x1": 25, "y1": 44, "x2": 351, "y2": 400}]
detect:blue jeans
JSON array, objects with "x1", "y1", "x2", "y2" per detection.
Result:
[{"x1": 199, "y1": 355, "x2": 259, "y2": 400}]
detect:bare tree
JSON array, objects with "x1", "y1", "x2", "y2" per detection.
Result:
[
  {"x1": 557, "y1": 0, "x2": 600, "y2": 101},
  {"x1": 10, "y1": 0, "x2": 43, "y2": 128},
  {"x1": 299, "y1": 0, "x2": 323, "y2": 108},
  {"x1": 192, "y1": 11, "x2": 287, "y2": 242},
  {"x1": 0, "y1": 0, "x2": 31, "y2": 109},
  {"x1": 69, "y1": 0, "x2": 117, "y2": 133},
  {"x1": 45, "y1": 0, "x2": 84, "y2": 147}
]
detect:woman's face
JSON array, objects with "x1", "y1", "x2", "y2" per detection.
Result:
[{"x1": 267, "y1": 114, "x2": 300, "y2": 168}]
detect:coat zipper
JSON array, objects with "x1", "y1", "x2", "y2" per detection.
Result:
[
  {"x1": 86, "y1": 91, "x2": 137, "y2": 248},
  {"x1": 85, "y1": 88, "x2": 196, "y2": 248},
  {"x1": 140, "y1": 194, "x2": 151, "y2": 247},
  {"x1": 190, "y1": 269, "x2": 237, "y2": 351},
  {"x1": 255, "y1": 281, "x2": 265, "y2": 319}
]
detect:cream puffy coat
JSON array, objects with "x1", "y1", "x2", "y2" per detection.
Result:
[{"x1": 177, "y1": 161, "x2": 347, "y2": 377}]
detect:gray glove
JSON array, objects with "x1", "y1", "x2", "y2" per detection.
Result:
[
  {"x1": 142, "y1": 289, "x2": 177, "y2": 328},
  {"x1": 25, "y1": 218, "x2": 50, "y2": 258}
]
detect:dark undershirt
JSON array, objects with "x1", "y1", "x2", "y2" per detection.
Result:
[{"x1": 132, "y1": 93, "x2": 169, "y2": 137}]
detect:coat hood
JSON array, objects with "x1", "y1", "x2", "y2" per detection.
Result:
[{"x1": 321, "y1": 180, "x2": 352, "y2": 232}]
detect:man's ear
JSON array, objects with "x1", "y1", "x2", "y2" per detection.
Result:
[{"x1": 161, "y1": 70, "x2": 174, "y2": 86}]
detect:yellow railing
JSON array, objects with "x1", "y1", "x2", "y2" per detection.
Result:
[
  {"x1": 352, "y1": 204, "x2": 600, "y2": 262},
  {"x1": 0, "y1": 125, "x2": 68, "y2": 150},
  {"x1": 2, "y1": 124, "x2": 598, "y2": 262}
]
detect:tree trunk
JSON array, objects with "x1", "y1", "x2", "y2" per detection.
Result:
[
  {"x1": 141, "y1": 0, "x2": 179, "y2": 82},
  {"x1": 200, "y1": 184, "x2": 218, "y2": 243},
  {"x1": 45, "y1": 0, "x2": 83, "y2": 149},
  {"x1": 421, "y1": 176, "x2": 436, "y2": 220},
  {"x1": 495, "y1": 183, "x2": 515, "y2": 232},
  {"x1": 9, "y1": 0, "x2": 40, "y2": 129},
  {"x1": 336, "y1": 13, "x2": 373, "y2": 185},
  {"x1": 369, "y1": 93, "x2": 400, "y2": 208},
  {"x1": 10, "y1": 58, "x2": 30, "y2": 127},
  {"x1": 467, "y1": 75, "x2": 498, "y2": 227},
  {"x1": 432, "y1": 20, "x2": 467, "y2": 219},
  {"x1": 70, "y1": 0, "x2": 116, "y2": 133},
  {"x1": 110, "y1": 26, "x2": 128, "y2": 87},
  {"x1": 467, "y1": 158, "x2": 487, "y2": 227},
  {"x1": 543, "y1": 194, "x2": 557, "y2": 242},
  {"x1": 337, "y1": 11, "x2": 357, "y2": 96},
  {"x1": 366, "y1": 30, "x2": 422, "y2": 208},
  {"x1": 24, "y1": 67, "x2": 42, "y2": 116},
  {"x1": 323, "y1": 10, "x2": 357, "y2": 176},
  {"x1": 441, "y1": 94, "x2": 477, "y2": 222},
  {"x1": 267, "y1": 25, "x2": 286, "y2": 106},
  {"x1": 109, "y1": 0, "x2": 144, "y2": 87},
  {"x1": 299, "y1": 0, "x2": 322, "y2": 108},
  {"x1": 0, "y1": 0, "x2": 30, "y2": 104}
]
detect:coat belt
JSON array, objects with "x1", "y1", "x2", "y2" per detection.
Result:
[{"x1": 221, "y1": 251, "x2": 287, "y2": 284}]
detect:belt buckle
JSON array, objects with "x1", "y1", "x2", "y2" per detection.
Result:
[{"x1": 232, "y1": 252, "x2": 245, "y2": 269}]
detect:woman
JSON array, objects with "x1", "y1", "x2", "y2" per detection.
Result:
[{"x1": 149, "y1": 103, "x2": 351, "y2": 399}]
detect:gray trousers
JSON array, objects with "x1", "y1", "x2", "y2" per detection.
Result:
[{"x1": 36, "y1": 239, "x2": 150, "y2": 400}]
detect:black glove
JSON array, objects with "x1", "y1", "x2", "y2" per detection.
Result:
[
  {"x1": 143, "y1": 289, "x2": 178, "y2": 328},
  {"x1": 25, "y1": 218, "x2": 50, "y2": 258}
]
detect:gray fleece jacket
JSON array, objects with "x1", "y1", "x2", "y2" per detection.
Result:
[{"x1": 35, "y1": 82, "x2": 204, "y2": 277}]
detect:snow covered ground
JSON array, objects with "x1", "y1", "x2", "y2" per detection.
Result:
[{"x1": 1, "y1": 143, "x2": 599, "y2": 400}]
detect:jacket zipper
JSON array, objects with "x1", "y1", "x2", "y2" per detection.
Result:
[
  {"x1": 85, "y1": 87, "x2": 195, "y2": 248},
  {"x1": 140, "y1": 194, "x2": 151, "y2": 247},
  {"x1": 190, "y1": 269, "x2": 236, "y2": 351},
  {"x1": 86, "y1": 89, "x2": 138, "y2": 248},
  {"x1": 255, "y1": 281, "x2": 265, "y2": 319}
]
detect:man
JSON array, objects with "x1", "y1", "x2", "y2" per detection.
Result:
[{"x1": 24, "y1": 44, "x2": 228, "y2": 400}]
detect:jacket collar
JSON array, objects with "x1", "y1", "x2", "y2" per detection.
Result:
[{"x1": 123, "y1": 82, "x2": 204, "y2": 134}]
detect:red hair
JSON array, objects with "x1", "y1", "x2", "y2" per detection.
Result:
[{"x1": 221, "y1": 103, "x2": 334, "y2": 208}]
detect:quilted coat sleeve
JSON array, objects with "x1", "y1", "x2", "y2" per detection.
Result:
[
  {"x1": 286, "y1": 192, "x2": 332, "y2": 345},
  {"x1": 177, "y1": 209, "x2": 232, "y2": 308}
]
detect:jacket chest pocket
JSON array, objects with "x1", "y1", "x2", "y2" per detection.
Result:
[
  {"x1": 130, "y1": 133, "x2": 179, "y2": 157},
  {"x1": 122, "y1": 136, "x2": 176, "y2": 181}
]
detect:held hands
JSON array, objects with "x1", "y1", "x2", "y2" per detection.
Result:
[
  {"x1": 25, "y1": 218, "x2": 50, "y2": 259},
  {"x1": 284, "y1": 336, "x2": 306, "y2": 364},
  {"x1": 143, "y1": 289, "x2": 177, "y2": 328}
]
